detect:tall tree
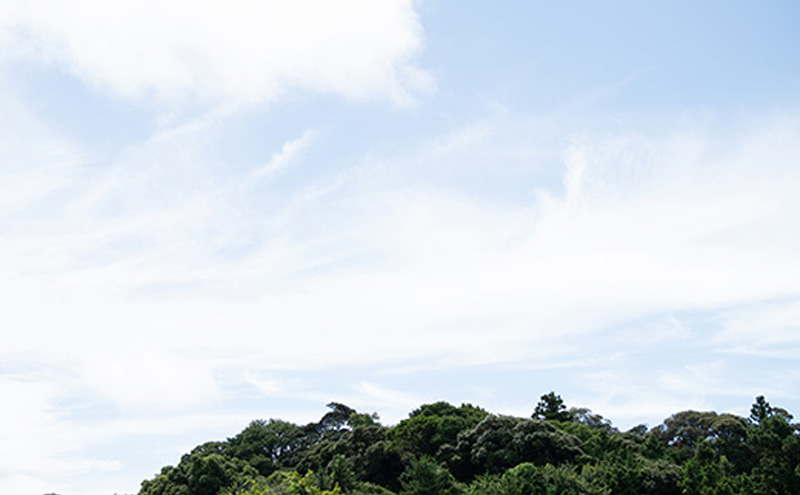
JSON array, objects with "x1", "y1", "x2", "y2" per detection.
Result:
[
  {"x1": 750, "y1": 396, "x2": 774, "y2": 425},
  {"x1": 532, "y1": 392, "x2": 571, "y2": 422}
]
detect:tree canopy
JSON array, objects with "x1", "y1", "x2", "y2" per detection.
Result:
[{"x1": 138, "y1": 395, "x2": 799, "y2": 495}]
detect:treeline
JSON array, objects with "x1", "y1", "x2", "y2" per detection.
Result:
[{"x1": 138, "y1": 394, "x2": 799, "y2": 495}]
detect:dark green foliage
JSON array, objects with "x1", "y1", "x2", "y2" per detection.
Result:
[
  {"x1": 349, "y1": 412, "x2": 381, "y2": 428},
  {"x1": 399, "y1": 457, "x2": 460, "y2": 495},
  {"x1": 461, "y1": 473, "x2": 503, "y2": 495},
  {"x1": 497, "y1": 463, "x2": 547, "y2": 495},
  {"x1": 652, "y1": 409, "x2": 753, "y2": 469},
  {"x1": 298, "y1": 424, "x2": 404, "y2": 490},
  {"x1": 388, "y1": 402, "x2": 487, "y2": 459},
  {"x1": 654, "y1": 410, "x2": 723, "y2": 450},
  {"x1": 508, "y1": 419, "x2": 583, "y2": 466},
  {"x1": 322, "y1": 403, "x2": 358, "y2": 432},
  {"x1": 227, "y1": 419, "x2": 302, "y2": 473},
  {"x1": 327, "y1": 454, "x2": 357, "y2": 492},
  {"x1": 355, "y1": 442, "x2": 405, "y2": 490},
  {"x1": 447, "y1": 415, "x2": 583, "y2": 479},
  {"x1": 349, "y1": 482, "x2": 398, "y2": 495},
  {"x1": 580, "y1": 454, "x2": 681, "y2": 495},
  {"x1": 750, "y1": 396, "x2": 773, "y2": 426},
  {"x1": 567, "y1": 407, "x2": 615, "y2": 432},
  {"x1": 637, "y1": 458, "x2": 682, "y2": 495},
  {"x1": 680, "y1": 441, "x2": 722, "y2": 494},
  {"x1": 247, "y1": 470, "x2": 342, "y2": 495},
  {"x1": 557, "y1": 422, "x2": 619, "y2": 461},
  {"x1": 456, "y1": 415, "x2": 520, "y2": 475},
  {"x1": 466, "y1": 463, "x2": 597, "y2": 495},
  {"x1": 388, "y1": 415, "x2": 440, "y2": 457},
  {"x1": 139, "y1": 452, "x2": 257, "y2": 495},
  {"x1": 137, "y1": 396, "x2": 797, "y2": 495},
  {"x1": 139, "y1": 466, "x2": 191, "y2": 495},
  {"x1": 532, "y1": 392, "x2": 571, "y2": 422},
  {"x1": 641, "y1": 433, "x2": 669, "y2": 460},
  {"x1": 749, "y1": 414, "x2": 800, "y2": 494},
  {"x1": 186, "y1": 454, "x2": 249, "y2": 495}
]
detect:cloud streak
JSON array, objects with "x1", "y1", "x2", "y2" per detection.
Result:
[
  {"x1": 2, "y1": 3, "x2": 800, "y2": 492},
  {"x1": 5, "y1": 109, "x2": 800, "y2": 375},
  {"x1": 4, "y1": 104, "x2": 800, "y2": 493}
]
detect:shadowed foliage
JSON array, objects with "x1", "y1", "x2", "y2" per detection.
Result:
[{"x1": 139, "y1": 396, "x2": 798, "y2": 495}]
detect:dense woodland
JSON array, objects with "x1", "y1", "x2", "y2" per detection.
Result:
[{"x1": 138, "y1": 394, "x2": 799, "y2": 495}]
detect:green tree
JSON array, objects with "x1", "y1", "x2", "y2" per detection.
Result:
[
  {"x1": 389, "y1": 403, "x2": 487, "y2": 459},
  {"x1": 499, "y1": 463, "x2": 547, "y2": 495},
  {"x1": 138, "y1": 397, "x2": 800, "y2": 495},
  {"x1": 652, "y1": 409, "x2": 753, "y2": 472},
  {"x1": 749, "y1": 414, "x2": 800, "y2": 494},
  {"x1": 532, "y1": 392, "x2": 571, "y2": 422},
  {"x1": 228, "y1": 419, "x2": 304, "y2": 471},
  {"x1": 399, "y1": 457, "x2": 460, "y2": 495},
  {"x1": 327, "y1": 454, "x2": 357, "y2": 492},
  {"x1": 750, "y1": 396, "x2": 774, "y2": 426},
  {"x1": 321, "y1": 403, "x2": 358, "y2": 432},
  {"x1": 260, "y1": 470, "x2": 343, "y2": 495},
  {"x1": 567, "y1": 407, "x2": 615, "y2": 432},
  {"x1": 749, "y1": 395, "x2": 794, "y2": 426},
  {"x1": 139, "y1": 466, "x2": 190, "y2": 495},
  {"x1": 349, "y1": 412, "x2": 381, "y2": 428},
  {"x1": 448, "y1": 415, "x2": 583, "y2": 479},
  {"x1": 139, "y1": 452, "x2": 257, "y2": 495},
  {"x1": 681, "y1": 440, "x2": 734, "y2": 495}
]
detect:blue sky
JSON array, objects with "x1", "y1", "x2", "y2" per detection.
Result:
[{"x1": 2, "y1": 1, "x2": 800, "y2": 493}]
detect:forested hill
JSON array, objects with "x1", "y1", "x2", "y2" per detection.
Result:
[{"x1": 138, "y1": 394, "x2": 799, "y2": 495}]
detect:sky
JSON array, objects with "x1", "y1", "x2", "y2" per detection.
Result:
[{"x1": 1, "y1": 0, "x2": 800, "y2": 493}]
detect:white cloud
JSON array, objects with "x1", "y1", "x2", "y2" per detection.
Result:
[
  {"x1": 251, "y1": 131, "x2": 315, "y2": 180},
  {"x1": 3, "y1": 1, "x2": 799, "y2": 491},
  {"x1": 5, "y1": 110, "x2": 800, "y2": 375},
  {"x1": 80, "y1": 350, "x2": 222, "y2": 410},
  {"x1": 3, "y1": 92, "x2": 800, "y2": 490},
  {"x1": 0, "y1": 81, "x2": 84, "y2": 216},
  {"x1": 714, "y1": 299, "x2": 800, "y2": 355},
  {"x1": 0, "y1": 475, "x2": 53, "y2": 495},
  {"x1": 0, "y1": 0, "x2": 431, "y2": 107},
  {"x1": 356, "y1": 381, "x2": 426, "y2": 410},
  {"x1": 0, "y1": 376, "x2": 120, "y2": 486},
  {"x1": 574, "y1": 370, "x2": 712, "y2": 429}
]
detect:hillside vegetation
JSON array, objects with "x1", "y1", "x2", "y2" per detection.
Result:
[{"x1": 138, "y1": 394, "x2": 799, "y2": 495}]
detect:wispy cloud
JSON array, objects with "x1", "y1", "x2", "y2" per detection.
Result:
[
  {"x1": 4, "y1": 109, "x2": 800, "y2": 492},
  {"x1": 251, "y1": 131, "x2": 315, "y2": 181},
  {"x1": 0, "y1": 375, "x2": 120, "y2": 484},
  {"x1": 714, "y1": 300, "x2": 800, "y2": 355},
  {"x1": 3, "y1": 2, "x2": 799, "y2": 494},
  {"x1": 3, "y1": 13, "x2": 800, "y2": 488},
  {"x1": 356, "y1": 381, "x2": 426, "y2": 410},
  {"x1": 5, "y1": 109, "x2": 800, "y2": 374}
]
